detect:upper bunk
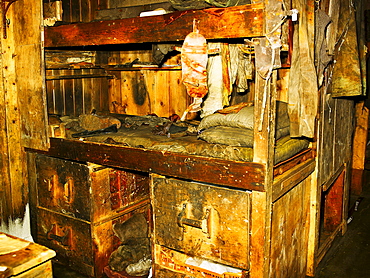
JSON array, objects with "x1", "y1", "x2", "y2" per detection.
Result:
[{"x1": 44, "y1": 3, "x2": 265, "y2": 47}]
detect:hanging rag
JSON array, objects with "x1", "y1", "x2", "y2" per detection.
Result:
[{"x1": 287, "y1": 0, "x2": 318, "y2": 138}]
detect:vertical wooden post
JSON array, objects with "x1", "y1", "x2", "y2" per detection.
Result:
[
  {"x1": 351, "y1": 101, "x2": 369, "y2": 195},
  {"x1": 0, "y1": 0, "x2": 47, "y2": 224}
]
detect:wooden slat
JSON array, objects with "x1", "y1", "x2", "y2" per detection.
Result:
[
  {"x1": 27, "y1": 138, "x2": 266, "y2": 191},
  {"x1": 44, "y1": 4, "x2": 264, "y2": 47},
  {"x1": 272, "y1": 158, "x2": 315, "y2": 202},
  {"x1": 270, "y1": 177, "x2": 311, "y2": 278},
  {"x1": 13, "y1": 0, "x2": 48, "y2": 151}
]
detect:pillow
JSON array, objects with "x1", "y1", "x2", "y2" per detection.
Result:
[
  {"x1": 198, "y1": 126, "x2": 254, "y2": 147},
  {"x1": 275, "y1": 101, "x2": 290, "y2": 139},
  {"x1": 198, "y1": 106, "x2": 254, "y2": 131},
  {"x1": 198, "y1": 101, "x2": 290, "y2": 139}
]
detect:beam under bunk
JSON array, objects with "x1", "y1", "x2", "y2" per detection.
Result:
[{"x1": 44, "y1": 4, "x2": 264, "y2": 47}]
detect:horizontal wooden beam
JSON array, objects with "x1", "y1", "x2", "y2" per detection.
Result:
[
  {"x1": 44, "y1": 4, "x2": 265, "y2": 47},
  {"x1": 26, "y1": 138, "x2": 266, "y2": 191}
]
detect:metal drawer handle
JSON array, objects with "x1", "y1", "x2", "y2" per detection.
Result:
[
  {"x1": 63, "y1": 178, "x2": 74, "y2": 203},
  {"x1": 47, "y1": 175, "x2": 58, "y2": 192},
  {"x1": 47, "y1": 224, "x2": 72, "y2": 248},
  {"x1": 177, "y1": 203, "x2": 211, "y2": 238}
]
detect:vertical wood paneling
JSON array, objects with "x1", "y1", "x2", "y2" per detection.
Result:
[
  {"x1": 97, "y1": 0, "x2": 109, "y2": 9},
  {"x1": 108, "y1": 69, "x2": 188, "y2": 117},
  {"x1": 82, "y1": 69, "x2": 93, "y2": 115},
  {"x1": 74, "y1": 73, "x2": 84, "y2": 115},
  {"x1": 168, "y1": 71, "x2": 187, "y2": 116},
  {"x1": 318, "y1": 93, "x2": 335, "y2": 185},
  {"x1": 146, "y1": 70, "x2": 169, "y2": 116},
  {"x1": 80, "y1": 0, "x2": 92, "y2": 22},
  {"x1": 53, "y1": 70, "x2": 65, "y2": 115},
  {"x1": 109, "y1": 74, "x2": 122, "y2": 113},
  {"x1": 70, "y1": 0, "x2": 82, "y2": 22},
  {"x1": 62, "y1": 69, "x2": 75, "y2": 115},
  {"x1": 62, "y1": 0, "x2": 71, "y2": 22},
  {"x1": 270, "y1": 177, "x2": 310, "y2": 278},
  {"x1": 45, "y1": 72, "x2": 56, "y2": 115},
  {"x1": 100, "y1": 76, "x2": 110, "y2": 113}
]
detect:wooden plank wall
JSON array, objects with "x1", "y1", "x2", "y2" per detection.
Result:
[
  {"x1": 46, "y1": 69, "x2": 110, "y2": 116},
  {"x1": 317, "y1": 93, "x2": 354, "y2": 187},
  {"x1": 45, "y1": 1, "x2": 190, "y2": 118},
  {"x1": 270, "y1": 176, "x2": 311, "y2": 278}
]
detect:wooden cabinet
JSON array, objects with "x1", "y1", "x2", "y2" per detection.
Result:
[
  {"x1": 150, "y1": 161, "x2": 315, "y2": 278},
  {"x1": 151, "y1": 175, "x2": 251, "y2": 271},
  {"x1": 34, "y1": 154, "x2": 150, "y2": 277},
  {"x1": 18, "y1": 1, "x2": 357, "y2": 278}
]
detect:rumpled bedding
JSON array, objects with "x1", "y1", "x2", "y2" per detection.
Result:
[{"x1": 84, "y1": 124, "x2": 308, "y2": 164}]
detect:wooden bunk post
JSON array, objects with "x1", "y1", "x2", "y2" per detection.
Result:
[{"x1": 251, "y1": 46, "x2": 277, "y2": 278}]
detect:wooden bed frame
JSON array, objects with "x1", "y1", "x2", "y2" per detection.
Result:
[{"x1": 23, "y1": 1, "x2": 353, "y2": 278}]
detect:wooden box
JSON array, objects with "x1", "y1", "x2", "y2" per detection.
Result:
[
  {"x1": 36, "y1": 154, "x2": 149, "y2": 223},
  {"x1": 34, "y1": 154, "x2": 151, "y2": 277},
  {"x1": 151, "y1": 174, "x2": 251, "y2": 276},
  {"x1": 36, "y1": 203, "x2": 150, "y2": 277}
]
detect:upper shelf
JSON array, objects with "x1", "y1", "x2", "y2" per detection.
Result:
[{"x1": 44, "y1": 3, "x2": 265, "y2": 48}]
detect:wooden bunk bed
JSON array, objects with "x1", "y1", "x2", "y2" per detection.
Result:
[{"x1": 24, "y1": 1, "x2": 353, "y2": 278}]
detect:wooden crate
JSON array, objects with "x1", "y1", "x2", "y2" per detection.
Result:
[
  {"x1": 36, "y1": 202, "x2": 151, "y2": 277},
  {"x1": 34, "y1": 154, "x2": 151, "y2": 277},
  {"x1": 36, "y1": 154, "x2": 149, "y2": 223},
  {"x1": 151, "y1": 174, "x2": 251, "y2": 273}
]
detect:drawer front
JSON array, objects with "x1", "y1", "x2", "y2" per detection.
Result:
[
  {"x1": 36, "y1": 208, "x2": 95, "y2": 275},
  {"x1": 151, "y1": 176, "x2": 250, "y2": 269},
  {"x1": 36, "y1": 155, "x2": 93, "y2": 221},
  {"x1": 108, "y1": 169, "x2": 150, "y2": 212},
  {"x1": 36, "y1": 204, "x2": 151, "y2": 277},
  {"x1": 36, "y1": 155, "x2": 150, "y2": 222}
]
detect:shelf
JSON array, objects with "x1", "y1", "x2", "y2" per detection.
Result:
[{"x1": 44, "y1": 4, "x2": 265, "y2": 48}]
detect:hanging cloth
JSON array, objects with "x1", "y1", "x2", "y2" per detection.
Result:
[
  {"x1": 331, "y1": 0, "x2": 366, "y2": 97},
  {"x1": 287, "y1": 0, "x2": 318, "y2": 138}
]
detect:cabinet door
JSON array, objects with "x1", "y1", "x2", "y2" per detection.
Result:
[{"x1": 151, "y1": 176, "x2": 250, "y2": 269}]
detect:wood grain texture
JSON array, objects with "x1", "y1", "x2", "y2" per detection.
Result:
[
  {"x1": 270, "y1": 177, "x2": 310, "y2": 278},
  {"x1": 0, "y1": 232, "x2": 55, "y2": 277},
  {"x1": 44, "y1": 4, "x2": 264, "y2": 47},
  {"x1": 151, "y1": 175, "x2": 250, "y2": 269},
  {"x1": 28, "y1": 137, "x2": 266, "y2": 191}
]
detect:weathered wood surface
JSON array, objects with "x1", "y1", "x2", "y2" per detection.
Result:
[
  {"x1": 323, "y1": 169, "x2": 345, "y2": 232},
  {"x1": 109, "y1": 69, "x2": 188, "y2": 117},
  {"x1": 273, "y1": 149, "x2": 314, "y2": 177},
  {"x1": 27, "y1": 137, "x2": 266, "y2": 191},
  {"x1": 46, "y1": 68, "x2": 110, "y2": 116},
  {"x1": 351, "y1": 101, "x2": 369, "y2": 195},
  {"x1": 151, "y1": 175, "x2": 250, "y2": 269},
  {"x1": 35, "y1": 155, "x2": 149, "y2": 223},
  {"x1": 270, "y1": 176, "x2": 311, "y2": 278},
  {"x1": 317, "y1": 96, "x2": 354, "y2": 187},
  {"x1": 0, "y1": 0, "x2": 46, "y2": 225},
  {"x1": 272, "y1": 158, "x2": 315, "y2": 202},
  {"x1": 249, "y1": 191, "x2": 267, "y2": 278},
  {"x1": 36, "y1": 203, "x2": 150, "y2": 277},
  {"x1": 44, "y1": 4, "x2": 264, "y2": 47},
  {"x1": 0, "y1": 232, "x2": 55, "y2": 278}
]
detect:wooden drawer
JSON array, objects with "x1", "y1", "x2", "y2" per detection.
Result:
[
  {"x1": 36, "y1": 202, "x2": 151, "y2": 277},
  {"x1": 151, "y1": 175, "x2": 251, "y2": 270},
  {"x1": 36, "y1": 154, "x2": 149, "y2": 222}
]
